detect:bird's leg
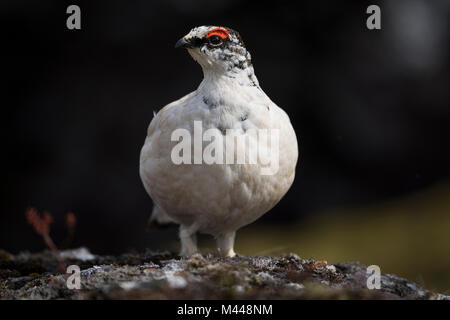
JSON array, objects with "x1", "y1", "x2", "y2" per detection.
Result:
[
  {"x1": 179, "y1": 224, "x2": 198, "y2": 257},
  {"x1": 217, "y1": 231, "x2": 236, "y2": 258}
]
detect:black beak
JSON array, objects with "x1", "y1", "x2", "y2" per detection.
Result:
[{"x1": 175, "y1": 37, "x2": 192, "y2": 49}]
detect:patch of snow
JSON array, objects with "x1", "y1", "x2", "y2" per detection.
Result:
[
  {"x1": 285, "y1": 282, "x2": 304, "y2": 290},
  {"x1": 61, "y1": 247, "x2": 95, "y2": 261},
  {"x1": 166, "y1": 275, "x2": 187, "y2": 289},
  {"x1": 326, "y1": 265, "x2": 337, "y2": 273},
  {"x1": 151, "y1": 260, "x2": 187, "y2": 288},
  {"x1": 233, "y1": 285, "x2": 245, "y2": 293},
  {"x1": 162, "y1": 261, "x2": 183, "y2": 273},
  {"x1": 119, "y1": 281, "x2": 139, "y2": 290}
]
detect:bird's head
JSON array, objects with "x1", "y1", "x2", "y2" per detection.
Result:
[{"x1": 175, "y1": 26, "x2": 258, "y2": 86}]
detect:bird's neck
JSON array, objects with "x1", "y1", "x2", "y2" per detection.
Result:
[{"x1": 199, "y1": 65, "x2": 259, "y2": 92}]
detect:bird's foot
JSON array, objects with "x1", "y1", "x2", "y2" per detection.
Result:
[
  {"x1": 179, "y1": 224, "x2": 199, "y2": 257},
  {"x1": 179, "y1": 246, "x2": 199, "y2": 257},
  {"x1": 217, "y1": 231, "x2": 236, "y2": 258},
  {"x1": 218, "y1": 248, "x2": 236, "y2": 258}
]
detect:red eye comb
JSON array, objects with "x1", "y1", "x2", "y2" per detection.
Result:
[{"x1": 206, "y1": 28, "x2": 229, "y2": 39}]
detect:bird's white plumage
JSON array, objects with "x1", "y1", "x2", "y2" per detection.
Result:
[{"x1": 140, "y1": 26, "x2": 298, "y2": 257}]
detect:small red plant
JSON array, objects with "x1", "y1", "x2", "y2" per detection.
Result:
[
  {"x1": 26, "y1": 207, "x2": 70, "y2": 273},
  {"x1": 66, "y1": 212, "x2": 77, "y2": 230},
  {"x1": 26, "y1": 208, "x2": 53, "y2": 236},
  {"x1": 63, "y1": 212, "x2": 77, "y2": 249}
]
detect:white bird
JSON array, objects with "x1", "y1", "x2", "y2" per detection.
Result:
[{"x1": 140, "y1": 26, "x2": 298, "y2": 257}]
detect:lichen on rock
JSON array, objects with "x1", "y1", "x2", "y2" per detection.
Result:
[{"x1": 0, "y1": 248, "x2": 448, "y2": 300}]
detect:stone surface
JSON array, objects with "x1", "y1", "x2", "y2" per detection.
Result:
[{"x1": 0, "y1": 248, "x2": 448, "y2": 300}]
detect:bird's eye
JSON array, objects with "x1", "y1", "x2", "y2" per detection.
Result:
[{"x1": 208, "y1": 35, "x2": 223, "y2": 46}]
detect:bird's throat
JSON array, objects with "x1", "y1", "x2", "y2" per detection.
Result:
[{"x1": 200, "y1": 65, "x2": 259, "y2": 89}]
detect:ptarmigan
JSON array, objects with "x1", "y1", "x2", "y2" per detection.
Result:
[{"x1": 140, "y1": 26, "x2": 298, "y2": 257}]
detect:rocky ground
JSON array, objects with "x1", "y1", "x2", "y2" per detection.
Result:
[{"x1": 0, "y1": 247, "x2": 448, "y2": 300}]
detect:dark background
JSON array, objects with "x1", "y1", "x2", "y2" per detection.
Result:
[{"x1": 2, "y1": 0, "x2": 449, "y2": 267}]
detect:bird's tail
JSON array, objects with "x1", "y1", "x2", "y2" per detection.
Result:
[{"x1": 146, "y1": 204, "x2": 176, "y2": 231}]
